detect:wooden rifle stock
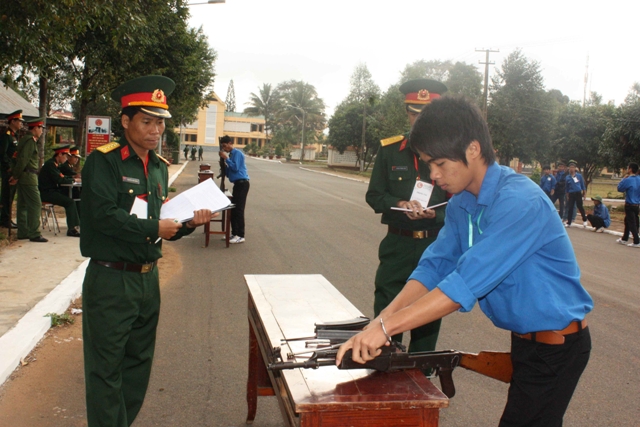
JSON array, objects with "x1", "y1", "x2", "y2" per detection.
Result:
[{"x1": 458, "y1": 351, "x2": 513, "y2": 384}]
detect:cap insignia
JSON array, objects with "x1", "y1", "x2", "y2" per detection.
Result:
[
  {"x1": 417, "y1": 90, "x2": 430, "y2": 102},
  {"x1": 152, "y1": 89, "x2": 166, "y2": 104}
]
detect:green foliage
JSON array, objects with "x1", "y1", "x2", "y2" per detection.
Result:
[
  {"x1": 328, "y1": 100, "x2": 381, "y2": 170},
  {"x1": 45, "y1": 312, "x2": 74, "y2": 327},
  {"x1": 446, "y1": 62, "x2": 483, "y2": 105},
  {"x1": 244, "y1": 83, "x2": 281, "y2": 141},
  {"x1": 488, "y1": 49, "x2": 554, "y2": 165},
  {"x1": 530, "y1": 168, "x2": 541, "y2": 184},
  {"x1": 602, "y1": 94, "x2": 640, "y2": 168}
]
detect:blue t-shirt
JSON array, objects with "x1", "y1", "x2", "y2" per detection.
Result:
[
  {"x1": 225, "y1": 148, "x2": 249, "y2": 183},
  {"x1": 540, "y1": 173, "x2": 556, "y2": 193},
  {"x1": 565, "y1": 172, "x2": 586, "y2": 193},
  {"x1": 409, "y1": 162, "x2": 593, "y2": 334},
  {"x1": 593, "y1": 203, "x2": 611, "y2": 227},
  {"x1": 617, "y1": 175, "x2": 640, "y2": 204}
]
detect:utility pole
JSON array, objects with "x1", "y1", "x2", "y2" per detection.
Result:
[
  {"x1": 476, "y1": 48, "x2": 499, "y2": 119},
  {"x1": 583, "y1": 55, "x2": 589, "y2": 107}
]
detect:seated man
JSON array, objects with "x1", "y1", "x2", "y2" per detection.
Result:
[
  {"x1": 586, "y1": 195, "x2": 610, "y2": 232},
  {"x1": 38, "y1": 145, "x2": 81, "y2": 237}
]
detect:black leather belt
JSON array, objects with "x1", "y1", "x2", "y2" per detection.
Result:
[
  {"x1": 233, "y1": 179, "x2": 249, "y2": 184},
  {"x1": 91, "y1": 259, "x2": 156, "y2": 273},
  {"x1": 625, "y1": 203, "x2": 639, "y2": 207},
  {"x1": 388, "y1": 225, "x2": 440, "y2": 239}
]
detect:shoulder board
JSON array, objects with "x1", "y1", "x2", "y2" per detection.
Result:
[
  {"x1": 380, "y1": 135, "x2": 405, "y2": 147},
  {"x1": 5, "y1": 131, "x2": 9, "y2": 135},
  {"x1": 157, "y1": 154, "x2": 171, "y2": 166},
  {"x1": 96, "y1": 142, "x2": 120, "y2": 154}
]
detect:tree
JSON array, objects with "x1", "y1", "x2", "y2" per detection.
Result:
[
  {"x1": 554, "y1": 102, "x2": 614, "y2": 189},
  {"x1": 346, "y1": 64, "x2": 380, "y2": 171},
  {"x1": 445, "y1": 62, "x2": 483, "y2": 104},
  {"x1": 328, "y1": 100, "x2": 382, "y2": 171},
  {"x1": 602, "y1": 87, "x2": 640, "y2": 169},
  {"x1": 399, "y1": 59, "x2": 452, "y2": 82},
  {"x1": 244, "y1": 83, "x2": 281, "y2": 144},
  {"x1": 225, "y1": 80, "x2": 236, "y2": 112},
  {"x1": 275, "y1": 80, "x2": 326, "y2": 160},
  {"x1": 487, "y1": 49, "x2": 554, "y2": 166}
]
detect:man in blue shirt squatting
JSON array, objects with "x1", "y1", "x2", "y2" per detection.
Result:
[
  {"x1": 219, "y1": 135, "x2": 250, "y2": 243},
  {"x1": 336, "y1": 97, "x2": 593, "y2": 427}
]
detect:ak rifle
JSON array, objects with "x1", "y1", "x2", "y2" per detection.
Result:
[{"x1": 268, "y1": 341, "x2": 512, "y2": 398}]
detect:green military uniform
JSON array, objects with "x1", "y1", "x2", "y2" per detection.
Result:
[
  {"x1": 0, "y1": 126, "x2": 19, "y2": 226},
  {"x1": 81, "y1": 75, "x2": 194, "y2": 427},
  {"x1": 12, "y1": 121, "x2": 44, "y2": 240},
  {"x1": 38, "y1": 153, "x2": 80, "y2": 233},
  {"x1": 366, "y1": 79, "x2": 449, "y2": 353},
  {"x1": 366, "y1": 134, "x2": 447, "y2": 352}
]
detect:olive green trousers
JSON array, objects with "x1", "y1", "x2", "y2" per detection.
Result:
[
  {"x1": 83, "y1": 262, "x2": 160, "y2": 427},
  {"x1": 374, "y1": 232, "x2": 442, "y2": 353}
]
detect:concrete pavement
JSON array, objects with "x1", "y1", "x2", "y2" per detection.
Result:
[
  {"x1": 0, "y1": 160, "x2": 628, "y2": 388},
  {"x1": 0, "y1": 161, "x2": 188, "y2": 387}
]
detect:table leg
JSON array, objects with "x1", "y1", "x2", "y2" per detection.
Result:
[
  {"x1": 204, "y1": 221, "x2": 210, "y2": 247},
  {"x1": 247, "y1": 320, "x2": 260, "y2": 424}
]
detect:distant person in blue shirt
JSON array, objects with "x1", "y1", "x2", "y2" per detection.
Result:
[
  {"x1": 337, "y1": 97, "x2": 593, "y2": 427},
  {"x1": 539, "y1": 165, "x2": 556, "y2": 199},
  {"x1": 219, "y1": 135, "x2": 250, "y2": 243},
  {"x1": 586, "y1": 195, "x2": 610, "y2": 232},
  {"x1": 551, "y1": 162, "x2": 568, "y2": 218},
  {"x1": 616, "y1": 162, "x2": 640, "y2": 247},
  {"x1": 564, "y1": 160, "x2": 588, "y2": 228}
]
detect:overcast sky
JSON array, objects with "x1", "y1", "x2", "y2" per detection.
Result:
[{"x1": 188, "y1": 0, "x2": 637, "y2": 117}]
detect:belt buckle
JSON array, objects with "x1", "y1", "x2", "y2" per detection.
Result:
[
  {"x1": 141, "y1": 263, "x2": 153, "y2": 273},
  {"x1": 413, "y1": 230, "x2": 425, "y2": 239}
]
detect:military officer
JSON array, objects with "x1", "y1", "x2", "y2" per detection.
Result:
[
  {"x1": 365, "y1": 79, "x2": 448, "y2": 353},
  {"x1": 1, "y1": 109, "x2": 24, "y2": 229},
  {"x1": 9, "y1": 117, "x2": 47, "y2": 242},
  {"x1": 59, "y1": 145, "x2": 81, "y2": 177},
  {"x1": 80, "y1": 75, "x2": 215, "y2": 427},
  {"x1": 38, "y1": 144, "x2": 81, "y2": 236}
]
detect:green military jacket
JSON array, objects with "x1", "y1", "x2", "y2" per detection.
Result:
[
  {"x1": 366, "y1": 133, "x2": 447, "y2": 231},
  {"x1": 0, "y1": 129, "x2": 18, "y2": 171},
  {"x1": 38, "y1": 157, "x2": 75, "y2": 194},
  {"x1": 12, "y1": 133, "x2": 39, "y2": 186},
  {"x1": 80, "y1": 138, "x2": 194, "y2": 263},
  {"x1": 58, "y1": 161, "x2": 76, "y2": 177}
]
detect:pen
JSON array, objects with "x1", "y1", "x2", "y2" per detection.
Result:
[{"x1": 155, "y1": 219, "x2": 181, "y2": 244}]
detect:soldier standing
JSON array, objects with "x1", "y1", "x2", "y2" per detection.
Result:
[
  {"x1": 0, "y1": 109, "x2": 23, "y2": 229},
  {"x1": 38, "y1": 145, "x2": 81, "y2": 237},
  {"x1": 80, "y1": 75, "x2": 214, "y2": 427},
  {"x1": 9, "y1": 117, "x2": 47, "y2": 242},
  {"x1": 365, "y1": 79, "x2": 448, "y2": 353}
]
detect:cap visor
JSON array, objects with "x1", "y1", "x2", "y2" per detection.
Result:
[
  {"x1": 139, "y1": 107, "x2": 171, "y2": 119},
  {"x1": 406, "y1": 104, "x2": 425, "y2": 114}
]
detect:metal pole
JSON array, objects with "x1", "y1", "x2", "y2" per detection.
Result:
[{"x1": 300, "y1": 109, "x2": 305, "y2": 163}]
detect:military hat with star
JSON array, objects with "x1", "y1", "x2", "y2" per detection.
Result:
[
  {"x1": 26, "y1": 117, "x2": 45, "y2": 128},
  {"x1": 110, "y1": 75, "x2": 175, "y2": 119},
  {"x1": 6, "y1": 110, "x2": 25, "y2": 122},
  {"x1": 399, "y1": 79, "x2": 448, "y2": 113},
  {"x1": 51, "y1": 144, "x2": 71, "y2": 155}
]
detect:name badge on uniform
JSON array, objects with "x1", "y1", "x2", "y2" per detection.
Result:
[
  {"x1": 410, "y1": 180, "x2": 434, "y2": 209},
  {"x1": 573, "y1": 176, "x2": 579, "y2": 183},
  {"x1": 392, "y1": 166, "x2": 408, "y2": 171},
  {"x1": 122, "y1": 176, "x2": 140, "y2": 184}
]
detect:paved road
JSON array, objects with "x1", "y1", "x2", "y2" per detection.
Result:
[{"x1": 129, "y1": 159, "x2": 640, "y2": 427}]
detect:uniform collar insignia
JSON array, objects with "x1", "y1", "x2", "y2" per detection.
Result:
[{"x1": 121, "y1": 145, "x2": 130, "y2": 160}]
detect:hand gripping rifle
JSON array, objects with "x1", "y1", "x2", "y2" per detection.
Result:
[{"x1": 270, "y1": 325, "x2": 512, "y2": 398}]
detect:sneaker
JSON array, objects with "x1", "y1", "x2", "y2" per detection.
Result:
[
  {"x1": 628, "y1": 243, "x2": 640, "y2": 248},
  {"x1": 595, "y1": 228, "x2": 604, "y2": 233},
  {"x1": 222, "y1": 235, "x2": 235, "y2": 241},
  {"x1": 616, "y1": 238, "x2": 628, "y2": 245},
  {"x1": 564, "y1": 223, "x2": 569, "y2": 228},
  {"x1": 583, "y1": 221, "x2": 588, "y2": 228},
  {"x1": 230, "y1": 236, "x2": 245, "y2": 244}
]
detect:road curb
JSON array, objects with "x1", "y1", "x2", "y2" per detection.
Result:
[
  {"x1": 0, "y1": 260, "x2": 87, "y2": 387},
  {"x1": 0, "y1": 161, "x2": 187, "y2": 388}
]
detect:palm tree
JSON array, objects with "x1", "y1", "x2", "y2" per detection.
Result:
[{"x1": 244, "y1": 83, "x2": 281, "y2": 144}]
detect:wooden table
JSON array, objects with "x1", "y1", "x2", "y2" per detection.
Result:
[
  {"x1": 197, "y1": 171, "x2": 233, "y2": 248},
  {"x1": 245, "y1": 274, "x2": 448, "y2": 427}
]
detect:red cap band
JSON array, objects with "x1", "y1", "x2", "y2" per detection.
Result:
[
  {"x1": 121, "y1": 90, "x2": 168, "y2": 110},
  {"x1": 404, "y1": 90, "x2": 441, "y2": 105}
]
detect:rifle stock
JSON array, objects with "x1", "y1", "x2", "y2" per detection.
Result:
[{"x1": 459, "y1": 351, "x2": 512, "y2": 383}]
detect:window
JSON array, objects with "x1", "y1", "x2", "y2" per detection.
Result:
[{"x1": 251, "y1": 124, "x2": 258, "y2": 132}]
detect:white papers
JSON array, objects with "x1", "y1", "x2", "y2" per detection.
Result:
[
  {"x1": 390, "y1": 201, "x2": 448, "y2": 212},
  {"x1": 130, "y1": 197, "x2": 149, "y2": 218},
  {"x1": 410, "y1": 181, "x2": 434, "y2": 209},
  {"x1": 160, "y1": 178, "x2": 232, "y2": 222}
]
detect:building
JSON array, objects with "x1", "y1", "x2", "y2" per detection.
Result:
[{"x1": 176, "y1": 93, "x2": 267, "y2": 153}]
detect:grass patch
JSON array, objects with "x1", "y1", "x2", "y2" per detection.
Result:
[
  {"x1": 586, "y1": 181, "x2": 624, "y2": 199},
  {"x1": 45, "y1": 312, "x2": 75, "y2": 327}
]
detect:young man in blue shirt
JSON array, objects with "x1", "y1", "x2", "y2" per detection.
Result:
[
  {"x1": 564, "y1": 161, "x2": 588, "y2": 228},
  {"x1": 616, "y1": 162, "x2": 640, "y2": 247},
  {"x1": 337, "y1": 97, "x2": 593, "y2": 427},
  {"x1": 219, "y1": 135, "x2": 250, "y2": 243},
  {"x1": 551, "y1": 162, "x2": 567, "y2": 218},
  {"x1": 539, "y1": 165, "x2": 556, "y2": 199},
  {"x1": 586, "y1": 195, "x2": 610, "y2": 232}
]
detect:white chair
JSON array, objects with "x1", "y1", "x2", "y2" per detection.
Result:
[{"x1": 41, "y1": 203, "x2": 60, "y2": 235}]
